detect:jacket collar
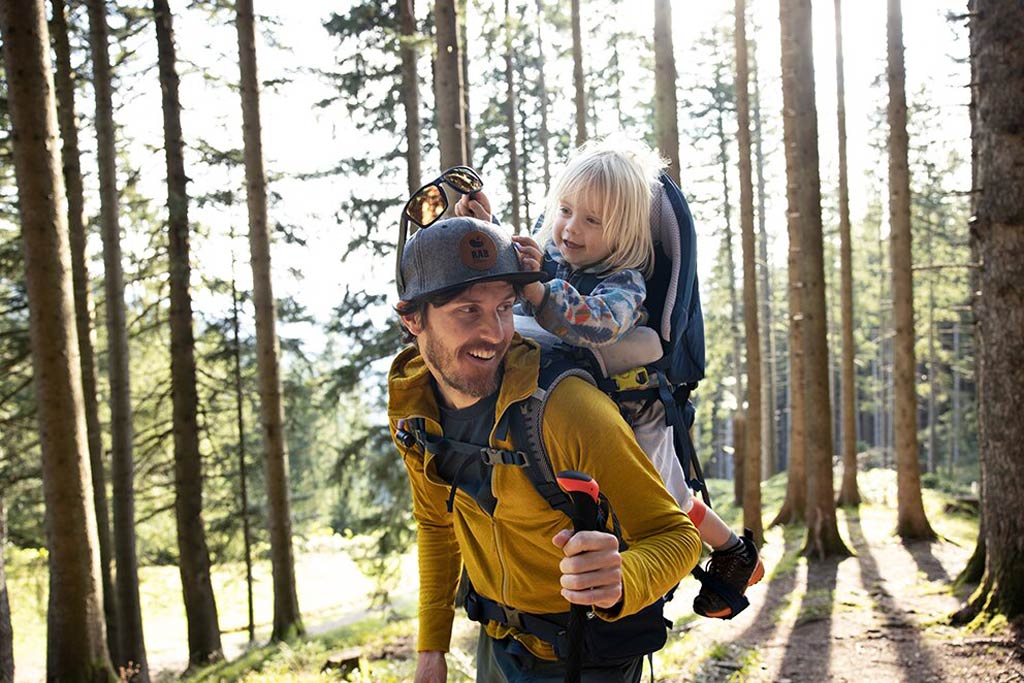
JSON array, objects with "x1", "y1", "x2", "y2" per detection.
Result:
[{"x1": 388, "y1": 334, "x2": 541, "y2": 427}]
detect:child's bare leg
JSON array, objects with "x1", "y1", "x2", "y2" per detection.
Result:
[{"x1": 684, "y1": 498, "x2": 741, "y2": 551}]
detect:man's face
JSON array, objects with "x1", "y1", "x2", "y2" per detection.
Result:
[{"x1": 402, "y1": 281, "x2": 517, "y2": 409}]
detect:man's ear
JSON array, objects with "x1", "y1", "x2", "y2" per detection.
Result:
[{"x1": 400, "y1": 311, "x2": 424, "y2": 336}]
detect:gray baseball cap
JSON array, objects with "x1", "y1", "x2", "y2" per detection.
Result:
[{"x1": 398, "y1": 217, "x2": 548, "y2": 302}]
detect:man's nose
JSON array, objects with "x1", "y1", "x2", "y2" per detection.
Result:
[{"x1": 478, "y1": 310, "x2": 505, "y2": 342}]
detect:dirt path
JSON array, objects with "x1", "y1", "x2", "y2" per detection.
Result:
[{"x1": 659, "y1": 504, "x2": 1023, "y2": 682}]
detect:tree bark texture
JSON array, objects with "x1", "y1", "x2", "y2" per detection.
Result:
[
  {"x1": 735, "y1": 0, "x2": 763, "y2": 545},
  {"x1": 834, "y1": 0, "x2": 860, "y2": 507},
  {"x1": 52, "y1": 0, "x2": 120, "y2": 661},
  {"x1": 968, "y1": 0, "x2": 1024, "y2": 620},
  {"x1": 86, "y1": 0, "x2": 152, "y2": 674},
  {"x1": 571, "y1": 0, "x2": 586, "y2": 147},
  {"x1": 235, "y1": 0, "x2": 304, "y2": 641},
  {"x1": 433, "y1": 0, "x2": 466, "y2": 170},
  {"x1": 0, "y1": 500, "x2": 13, "y2": 683},
  {"x1": 154, "y1": 0, "x2": 224, "y2": 662},
  {"x1": 778, "y1": 0, "x2": 847, "y2": 557},
  {"x1": 0, "y1": 2, "x2": 115, "y2": 679},
  {"x1": 887, "y1": 0, "x2": 935, "y2": 540},
  {"x1": 399, "y1": 0, "x2": 422, "y2": 196},
  {"x1": 458, "y1": 0, "x2": 472, "y2": 166},
  {"x1": 653, "y1": 0, "x2": 680, "y2": 185}
]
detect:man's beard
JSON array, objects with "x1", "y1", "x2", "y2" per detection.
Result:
[{"x1": 422, "y1": 334, "x2": 506, "y2": 400}]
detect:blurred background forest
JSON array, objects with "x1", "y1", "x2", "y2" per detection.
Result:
[{"x1": 1, "y1": 0, "x2": 1021, "y2": 680}]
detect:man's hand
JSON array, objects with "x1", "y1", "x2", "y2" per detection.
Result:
[
  {"x1": 511, "y1": 235, "x2": 546, "y2": 306},
  {"x1": 552, "y1": 529, "x2": 623, "y2": 609},
  {"x1": 413, "y1": 651, "x2": 447, "y2": 683},
  {"x1": 454, "y1": 191, "x2": 492, "y2": 221}
]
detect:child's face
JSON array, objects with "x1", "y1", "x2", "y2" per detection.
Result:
[{"x1": 553, "y1": 194, "x2": 611, "y2": 270}]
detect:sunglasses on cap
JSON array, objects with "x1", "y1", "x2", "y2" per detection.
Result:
[
  {"x1": 403, "y1": 166, "x2": 484, "y2": 228},
  {"x1": 397, "y1": 166, "x2": 484, "y2": 294}
]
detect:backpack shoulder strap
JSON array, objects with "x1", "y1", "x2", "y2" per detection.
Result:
[{"x1": 507, "y1": 357, "x2": 597, "y2": 521}]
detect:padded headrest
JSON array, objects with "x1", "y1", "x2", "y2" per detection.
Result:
[{"x1": 650, "y1": 181, "x2": 682, "y2": 343}]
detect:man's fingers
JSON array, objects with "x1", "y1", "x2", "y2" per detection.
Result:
[
  {"x1": 559, "y1": 566, "x2": 622, "y2": 592},
  {"x1": 561, "y1": 584, "x2": 622, "y2": 609},
  {"x1": 552, "y1": 528, "x2": 573, "y2": 549},
  {"x1": 560, "y1": 530, "x2": 619, "y2": 556}
]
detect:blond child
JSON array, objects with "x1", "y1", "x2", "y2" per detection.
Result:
[{"x1": 456, "y1": 138, "x2": 763, "y2": 618}]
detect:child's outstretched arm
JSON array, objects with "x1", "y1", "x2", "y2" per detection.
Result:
[{"x1": 535, "y1": 272, "x2": 647, "y2": 348}]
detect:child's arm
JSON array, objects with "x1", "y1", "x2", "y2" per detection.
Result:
[
  {"x1": 454, "y1": 191, "x2": 492, "y2": 222},
  {"x1": 534, "y1": 271, "x2": 647, "y2": 348},
  {"x1": 511, "y1": 235, "x2": 546, "y2": 307}
]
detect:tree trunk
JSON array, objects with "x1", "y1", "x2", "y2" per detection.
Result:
[
  {"x1": 503, "y1": 0, "x2": 522, "y2": 234},
  {"x1": 735, "y1": 0, "x2": 762, "y2": 545},
  {"x1": 733, "y1": 412, "x2": 746, "y2": 508},
  {"x1": 778, "y1": 0, "x2": 848, "y2": 558},
  {"x1": 229, "y1": 252, "x2": 255, "y2": 643},
  {"x1": 85, "y1": 0, "x2": 150, "y2": 675},
  {"x1": 154, "y1": 0, "x2": 224, "y2": 663},
  {"x1": 0, "y1": 2, "x2": 115, "y2": 679},
  {"x1": 458, "y1": 0, "x2": 472, "y2": 166},
  {"x1": 52, "y1": 0, "x2": 120, "y2": 661},
  {"x1": 535, "y1": 0, "x2": 551, "y2": 192},
  {"x1": 751, "y1": 39, "x2": 778, "y2": 479},
  {"x1": 571, "y1": 0, "x2": 586, "y2": 147},
  {"x1": 0, "y1": 499, "x2": 12, "y2": 683},
  {"x1": 399, "y1": 0, "x2": 421, "y2": 196},
  {"x1": 964, "y1": 0, "x2": 1024, "y2": 620},
  {"x1": 653, "y1": 0, "x2": 680, "y2": 185},
  {"x1": 236, "y1": 0, "x2": 304, "y2": 641},
  {"x1": 834, "y1": 0, "x2": 860, "y2": 507},
  {"x1": 926, "y1": 233, "x2": 938, "y2": 475},
  {"x1": 887, "y1": 0, "x2": 935, "y2": 541},
  {"x1": 433, "y1": 0, "x2": 466, "y2": 170}
]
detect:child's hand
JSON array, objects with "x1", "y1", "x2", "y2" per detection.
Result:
[
  {"x1": 454, "y1": 190, "x2": 492, "y2": 221},
  {"x1": 511, "y1": 235, "x2": 543, "y2": 272}
]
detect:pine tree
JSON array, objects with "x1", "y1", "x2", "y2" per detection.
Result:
[
  {"x1": 653, "y1": 0, "x2": 680, "y2": 184},
  {"x1": 153, "y1": 0, "x2": 224, "y2": 662},
  {"x1": 50, "y1": 0, "x2": 120, "y2": 660},
  {"x1": 85, "y1": 0, "x2": 149, "y2": 674},
  {"x1": 778, "y1": 0, "x2": 848, "y2": 557},
  {"x1": 0, "y1": 1, "x2": 116, "y2": 678},
  {"x1": 887, "y1": 0, "x2": 935, "y2": 541},
  {"x1": 0, "y1": 499, "x2": 11, "y2": 683},
  {"x1": 399, "y1": 0, "x2": 422, "y2": 195},
  {"x1": 571, "y1": 0, "x2": 586, "y2": 146},
  {"x1": 434, "y1": 0, "x2": 467, "y2": 169},
  {"x1": 236, "y1": 0, "x2": 304, "y2": 641}
]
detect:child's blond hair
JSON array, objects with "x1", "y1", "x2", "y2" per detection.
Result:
[{"x1": 537, "y1": 137, "x2": 665, "y2": 278}]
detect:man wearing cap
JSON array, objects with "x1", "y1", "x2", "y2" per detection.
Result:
[{"x1": 389, "y1": 216, "x2": 701, "y2": 682}]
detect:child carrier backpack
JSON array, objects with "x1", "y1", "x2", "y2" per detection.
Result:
[{"x1": 515, "y1": 171, "x2": 710, "y2": 505}]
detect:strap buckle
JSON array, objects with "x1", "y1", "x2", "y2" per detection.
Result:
[
  {"x1": 481, "y1": 448, "x2": 527, "y2": 466},
  {"x1": 501, "y1": 604, "x2": 525, "y2": 631}
]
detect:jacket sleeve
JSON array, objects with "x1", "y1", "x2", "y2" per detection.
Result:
[
  {"x1": 392, "y1": 421, "x2": 462, "y2": 652},
  {"x1": 541, "y1": 378, "x2": 702, "y2": 620},
  {"x1": 532, "y1": 269, "x2": 647, "y2": 348}
]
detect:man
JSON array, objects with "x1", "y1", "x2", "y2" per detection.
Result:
[{"x1": 389, "y1": 216, "x2": 702, "y2": 682}]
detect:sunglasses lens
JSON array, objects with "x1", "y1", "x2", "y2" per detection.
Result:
[
  {"x1": 444, "y1": 168, "x2": 483, "y2": 193},
  {"x1": 406, "y1": 184, "x2": 446, "y2": 226}
]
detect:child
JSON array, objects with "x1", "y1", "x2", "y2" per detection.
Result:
[{"x1": 455, "y1": 138, "x2": 763, "y2": 619}]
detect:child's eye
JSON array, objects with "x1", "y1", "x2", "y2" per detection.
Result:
[
  {"x1": 558, "y1": 206, "x2": 571, "y2": 216},
  {"x1": 586, "y1": 216, "x2": 602, "y2": 226}
]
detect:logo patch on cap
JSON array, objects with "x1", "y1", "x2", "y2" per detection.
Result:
[{"x1": 458, "y1": 230, "x2": 498, "y2": 271}]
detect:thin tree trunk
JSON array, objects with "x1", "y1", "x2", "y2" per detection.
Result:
[
  {"x1": 235, "y1": 0, "x2": 304, "y2": 642},
  {"x1": 399, "y1": 0, "x2": 422, "y2": 196},
  {"x1": 229, "y1": 249, "x2": 255, "y2": 643},
  {"x1": 653, "y1": 0, "x2": 680, "y2": 185},
  {"x1": 926, "y1": 234, "x2": 938, "y2": 475},
  {"x1": 0, "y1": 2, "x2": 115, "y2": 678},
  {"x1": 735, "y1": 0, "x2": 762, "y2": 545},
  {"x1": 887, "y1": 0, "x2": 935, "y2": 540},
  {"x1": 434, "y1": 0, "x2": 466, "y2": 170},
  {"x1": 51, "y1": 0, "x2": 120, "y2": 661},
  {"x1": 0, "y1": 499, "x2": 12, "y2": 683},
  {"x1": 950, "y1": 321, "x2": 960, "y2": 475},
  {"x1": 503, "y1": 0, "x2": 521, "y2": 234},
  {"x1": 834, "y1": 0, "x2": 860, "y2": 507},
  {"x1": 458, "y1": 0, "x2": 472, "y2": 166},
  {"x1": 517, "y1": 82, "x2": 533, "y2": 232},
  {"x1": 86, "y1": 0, "x2": 149, "y2": 675},
  {"x1": 571, "y1": 0, "x2": 586, "y2": 147},
  {"x1": 962, "y1": 0, "x2": 1024, "y2": 620},
  {"x1": 751, "y1": 39, "x2": 778, "y2": 478},
  {"x1": 154, "y1": 0, "x2": 224, "y2": 662},
  {"x1": 535, "y1": 0, "x2": 551, "y2": 192},
  {"x1": 778, "y1": 0, "x2": 848, "y2": 558}
]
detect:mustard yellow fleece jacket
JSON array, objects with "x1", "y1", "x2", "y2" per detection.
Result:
[{"x1": 388, "y1": 335, "x2": 702, "y2": 660}]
